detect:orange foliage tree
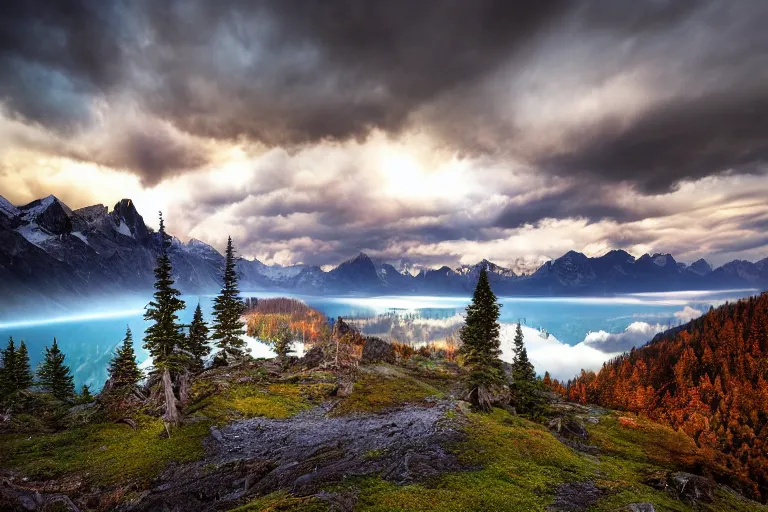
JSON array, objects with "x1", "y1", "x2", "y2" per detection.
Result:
[{"x1": 565, "y1": 293, "x2": 768, "y2": 502}]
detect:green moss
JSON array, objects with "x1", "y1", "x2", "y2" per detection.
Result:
[
  {"x1": 332, "y1": 366, "x2": 444, "y2": 416},
  {"x1": 0, "y1": 415, "x2": 209, "y2": 486},
  {"x1": 189, "y1": 381, "x2": 336, "y2": 423},
  {"x1": 231, "y1": 490, "x2": 329, "y2": 511},
  {"x1": 345, "y1": 408, "x2": 594, "y2": 511}
]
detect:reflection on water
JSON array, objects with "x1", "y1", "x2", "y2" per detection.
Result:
[{"x1": 344, "y1": 311, "x2": 464, "y2": 345}]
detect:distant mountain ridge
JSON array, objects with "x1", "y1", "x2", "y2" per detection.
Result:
[{"x1": 1, "y1": 194, "x2": 767, "y2": 317}]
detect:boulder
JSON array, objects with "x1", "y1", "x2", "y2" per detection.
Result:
[
  {"x1": 616, "y1": 503, "x2": 656, "y2": 512},
  {"x1": 361, "y1": 337, "x2": 395, "y2": 364},
  {"x1": 669, "y1": 472, "x2": 715, "y2": 503},
  {"x1": 300, "y1": 345, "x2": 326, "y2": 369}
]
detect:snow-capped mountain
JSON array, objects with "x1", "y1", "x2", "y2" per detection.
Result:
[{"x1": 1, "y1": 194, "x2": 766, "y2": 318}]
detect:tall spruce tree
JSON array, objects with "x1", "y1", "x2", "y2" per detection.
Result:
[
  {"x1": 186, "y1": 303, "x2": 211, "y2": 371},
  {"x1": 107, "y1": 326, "x2": 143, "y2": 391},
  {"x1": 143, "y1": 213, "x2": 186, "y2": 371},
  {"x1": 143, "y1": 212, "x2": 186, "y2": 425},
  {"x1": 0, "y1": 337, "x2": 17, "y2": 395},
  {"x1": 38, "y1": 338, "x2": 75, "y2": 401},
  {"x1": 14, "y1": 340, "x2": 33, "y2": 392},
  {"x1": 510, "y1": 322, "x2": 544, "y2": 415},
  {"x1": 211, "y1": 237, "x2": 246, "y2": 364},
  {"x1": 459, "y1": 267, "x2": 506, "y2": 411}
]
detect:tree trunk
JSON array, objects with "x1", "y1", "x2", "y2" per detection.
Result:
[
  {"x1": 177, "y1": 370, "x2": 191, "y2": 404},
  {"x1": 162, "y1": 368, "x2": 180, "y2": 427}
]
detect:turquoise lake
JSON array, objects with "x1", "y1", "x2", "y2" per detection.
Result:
[{"x1": 0, "y1": 289, "x2": 755, "y2": 390}]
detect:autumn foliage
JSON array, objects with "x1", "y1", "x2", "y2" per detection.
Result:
[
  {"x1": 564, "y1": 293, "x2": 768, "y2": 501},
  {"x1": 245, "y1": 298, "x2": 329, "y2": 345}
]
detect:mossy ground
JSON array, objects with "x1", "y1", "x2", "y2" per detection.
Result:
[
  {"x1": 238, "y1": 375, "x2": 768, "y2": 512},
  {"x1": 330, "y1": 364, "x2": 445, "y2": 416},
  {"x1": 2, "y1": 359, "x2": 767, "y2": 512},
  {"x1": 0, "y1": 362, "x2": 336, "y2": 490}
]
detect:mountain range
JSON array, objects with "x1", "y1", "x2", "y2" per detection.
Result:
[{"x1": 1, "y1": 194, "x2": 767, "y2": 318}]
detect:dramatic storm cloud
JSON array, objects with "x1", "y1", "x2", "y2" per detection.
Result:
[{"x1": 1, "y1": 0, "x2": 767, "y2": 268}]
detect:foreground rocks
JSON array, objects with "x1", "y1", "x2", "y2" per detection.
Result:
[{"x1": 123, "y1": 400, "x2": 465, "y2": 511}]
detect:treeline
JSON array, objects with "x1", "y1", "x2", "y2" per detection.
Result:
[
  {"x1": 0, "y1": 337, "x2": 87, "y2": 404},
  {"x1": 562, "y1": 293, "x2": 768, "y2": 501}
]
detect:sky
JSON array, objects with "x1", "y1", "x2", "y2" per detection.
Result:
[{"x1": 1, "y1": 1, "x2": 768, "y2": 272}]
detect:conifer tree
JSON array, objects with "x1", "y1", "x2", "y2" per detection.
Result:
[
  {"x1": 0, "y1": 337, "x2": 17, "y2": 395},
  {"x1": 107, "y1": 326, "x2": 143, "y2": 391},
  {"x1": 144, "y1": 212, "x2": 187, "y2": 426},
  {"x1": 79, "y1": 384, "x2": 94, "y2": 404},
  {"x1": 459, "y1": 267, "x2": 506, "y2": 411},
  {"x1": 14, "y1": 340, "x2": 33, "y2": 392},
  {"x1": 211, "y1": 237, "x2": 246, "y2": 364},
  {"x1": 143, "y1": 213, "x2": 186, "y2": 372},
  {"x1": 186, "y1": 303, "x2": 211, "y2": 371},
  {"x1": 38, "y1": 338, "x2": 75, "y2": 401},
  {"x1": 510, "y1": 322, "x2": 543, "y2": 415}
]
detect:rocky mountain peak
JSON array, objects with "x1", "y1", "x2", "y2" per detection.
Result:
[
  {"x1": 111, "y1": 198, "x2": 149, "y2": 244},
  {"x1": 18, "y1": 195, "x2": 72, "y2": 235},
  {"x1": 689, "y1": 258, "x2": 713, "y2": 275}
]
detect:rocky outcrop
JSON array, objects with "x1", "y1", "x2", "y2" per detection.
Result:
[
  {"x1": 123, "y1": 401, "x2": 465, "y2": 511},
  {"x1": 361, "y1": 336, "x2": 395, "y2": 364},
  {"x1": 643, "y1": 470, "x2": 715, "y2": 504}
]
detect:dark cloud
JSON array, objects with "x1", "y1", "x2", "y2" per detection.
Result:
[
  {"x1": 0, "y1": 1, "x2": 127, "y2": 126},
  {"x1": 3, "y1": 0, "x2": 768, "y2": 235},
  {"x1": 494, "y1": 182, "x2": 668, "y2": 228},
  {"x1": 542, "y1": 89, "x2": 768, "y2": 194}
]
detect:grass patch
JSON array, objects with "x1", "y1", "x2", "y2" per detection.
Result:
[
  {"x1": 332, "y1": 365, "x2": 443, "y2": 416},
  {"x1": 187, "y1": 379, "x2": 336, "y2": 423},
  {"x1": 347, "y1": 408, "x2": 594, "y2": 511},
  {"x1": 231, "y1": 490, "x2": 329, "y2": 511},
  {"x1": 0, "y1": 415, "x2": 209, "y2": 486}
]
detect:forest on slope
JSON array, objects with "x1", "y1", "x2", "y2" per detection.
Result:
[{"x1": 565, "y1": 292, "x2": 768, "y2": 501}]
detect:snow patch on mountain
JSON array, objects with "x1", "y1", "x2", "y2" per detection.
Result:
[
  {"x1": 115, "y1": 220, "x2": 133, "y2": 238},
  {"x1": 0, "y1": 195, "x2": 19, "y2": 218},
  {"x1": 17, "y1": 224, "x2": 53, "y2": 247}
]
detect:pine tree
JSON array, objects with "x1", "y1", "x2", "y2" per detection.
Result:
[
  {"x1": 14, "y1": 340, "x2": 33, "y2": 392},
  {"x1": 107, "y1": 326, "x2": 143, "y2": 391},
  {"x1": 211, "y1": 237, "x2": 246, "y2": 364},
  {"x1": 0, "y1": 337, "x2": 17, "y2": 396},
  {"x1": 459, "y1": 267, "x2": 506, "y2": 411},
  {"x1": 186, "y1": 303, "x2": 211, "y2": 371},
  {"x1": 38, "y1": 338, "x2": 75, "y2": 401},
  {"x1": 143, "y1": 213, "x2": 186, "y2": 372},
  {"x1": 79, "y1": 384, "x2": 94, "y2": 404},
  {"x1": 510, "y1": 322, "x2": 543, "y2": 415},
  {"x1": 143, "y1": 212, "x2": 186, "y2": 426}
]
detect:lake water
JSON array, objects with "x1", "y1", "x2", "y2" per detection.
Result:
[{"x1": 0, "y1": 289, "x2": 755, "y2": 390}]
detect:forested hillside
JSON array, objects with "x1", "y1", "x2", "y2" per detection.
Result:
[{"x1": 566, "y1": 293, "x2": 768, "y2": 500}]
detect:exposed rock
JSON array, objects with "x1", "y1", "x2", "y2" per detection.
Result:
[
  {"x1": 300, "y1": 345, "x2": 325, "y2": 369},
  {"x1": 547, "y1": 481, "x2": 604, "y2": 511},
  {"x1": 361, "y1": 336, "x2": 395, "y2": 364},
  {"x1": 0, "y1": 478, "x2": 81, "y2": 512},
  {"x1": 124, "y1": 401, "x2": 464, "y2": 511},
  {"x1": 616, "y1": 503, "x2": 656, "y2": 512},
  {"x1": 643, "y1": 470, "x2": 715, "y2": 504},
  {"x1": 669, "y1": 472, "x2": 715, "y2": 503}
]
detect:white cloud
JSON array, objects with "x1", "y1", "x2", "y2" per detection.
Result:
[
  {"x1": 674, "y1": 305, "x2": 703, "y2": 323},
  {"x1": 582, "y1": 321, "x2": 665, "y2": 353},
  {"x1": 500, "y1": 324, "x2": 621, "y2": 381}
]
